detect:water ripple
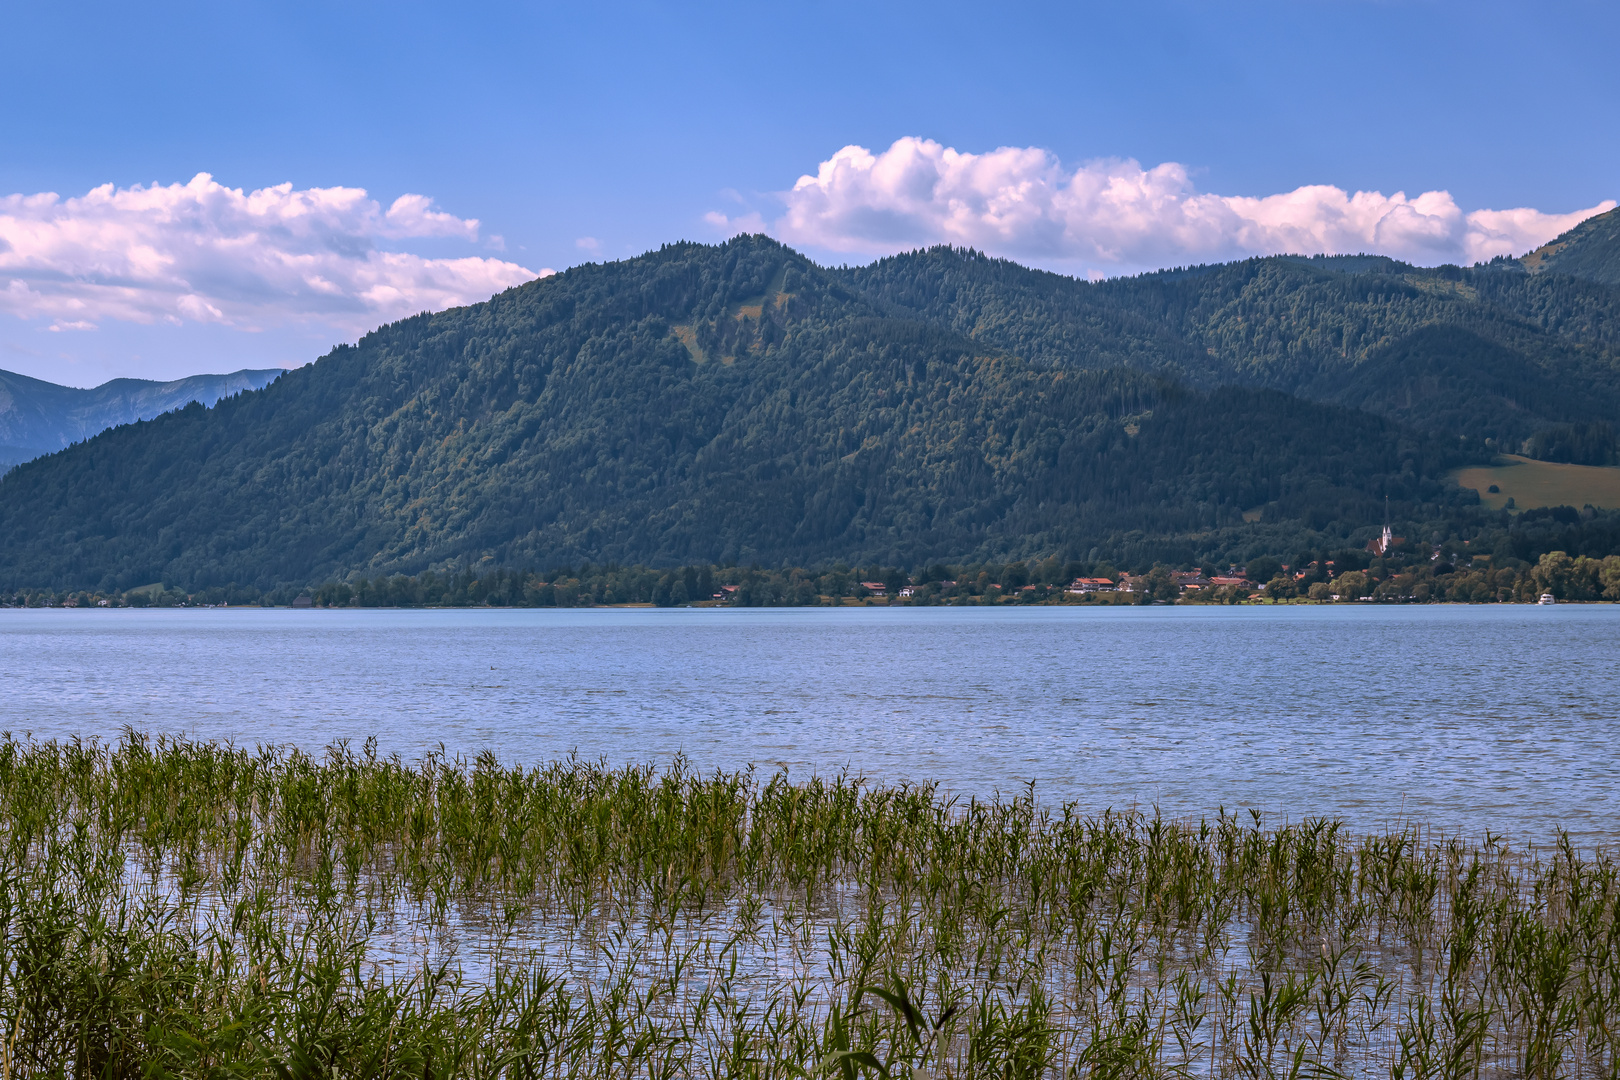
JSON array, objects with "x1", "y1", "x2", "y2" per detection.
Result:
[{"x1": 2, "y1": 604, "x2": 1616, "y2": 841}]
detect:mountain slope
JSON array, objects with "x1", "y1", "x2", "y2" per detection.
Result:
[
  {"x1": 0, "y1": 367, "x2": 285, "y2": 470},
  {"x1": 1521, "y1": 206, "x2": 1620, "y2": 285},
  {"x1": 1327, "y1": 325, "x2": 1620, "y2": 444},
  {"x1": 0, "y1": 237, "x2": 1465, "y2": 591},
  {"x1": 844, "y1": 247, "x2": 1620, "y2": 447}
]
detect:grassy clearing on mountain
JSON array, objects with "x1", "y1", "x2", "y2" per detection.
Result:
[{"x1": 1454, "y1": 455, "x2": 1620, "y2": 511}]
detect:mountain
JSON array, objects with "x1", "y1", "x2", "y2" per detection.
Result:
[
  {"x1": 844, "y1": 246, "x2": 1620, "y2": 447},
  {"x1": 6, "y1": 222, "x2": 1620, "y2": 593},
  {"x1": 0, "y1": 367, "x2": 286, "y2": 471},
  {"x1": 1520, "y1": 206, "x2": 1620, "y2": 286},
  {"x1": 0, "y1": 237, "x2": 1467, "y2": 592}
]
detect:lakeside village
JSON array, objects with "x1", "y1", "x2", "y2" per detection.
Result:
[{"x1": 6, "y1": 526, "x2": 1620, "y2": 609}]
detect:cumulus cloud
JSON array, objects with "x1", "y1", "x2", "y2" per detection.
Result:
[
  {"x1": 767, "y1": 137, "x2": 1615, "y2": 271},
  {"x1": 0, "y1": 174, "x2": 550, "y2": 332}
]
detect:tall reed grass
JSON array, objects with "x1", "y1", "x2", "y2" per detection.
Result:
[{"x1": 0, "y1": 733, "x2": 1615, "y2": 1078}]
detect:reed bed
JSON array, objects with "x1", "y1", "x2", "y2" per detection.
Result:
[{"x1": 0, "y1": 734, "x2": 1616, "y2": 1078}]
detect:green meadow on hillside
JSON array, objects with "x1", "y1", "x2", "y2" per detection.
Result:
[{"x1": 1454, "y1": 455, "x2": 1620, "y2": 512}]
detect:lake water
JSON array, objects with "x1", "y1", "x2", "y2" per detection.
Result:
[{"x1": 2, "y1": 605, "x2": 1616, "y2": 842}]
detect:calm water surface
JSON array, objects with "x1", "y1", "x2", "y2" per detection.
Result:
[{"x1": 2, "y1": 605, "x2": 1615, "y2": 840}]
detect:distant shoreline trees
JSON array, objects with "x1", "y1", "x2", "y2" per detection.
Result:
[{"x1": 6, "y1": 543, "x2": 1619, "y2": 610}]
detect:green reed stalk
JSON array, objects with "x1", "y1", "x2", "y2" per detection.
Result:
[{"x1": 0, "y1": 734, "x2": 1615, "y2": 1077}]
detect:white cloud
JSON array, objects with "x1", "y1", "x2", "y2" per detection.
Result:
[
  {"x1": 769, "y1": 137, "x2": 1615, "y2": 271},
  {"x1": 381, "y1": 193, "x2": 479, "y2": 240},
  {"x1": 705, "y1": 210, "x2": 767, "y2": 236},
  {"x1": 0, "y1": 173, "x2": 551, "y2": 333}
]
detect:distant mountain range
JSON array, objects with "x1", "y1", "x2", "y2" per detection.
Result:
[
  {"x1": 1, "y1": 208, "x2": 1618, "y2": 592},
  {"x1": 0, "y1": 367, "x2": 286, "y2": 471}
]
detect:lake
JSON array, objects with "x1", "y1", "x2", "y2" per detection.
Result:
[{"x1": 2, "y1": 604, "x2": 1615, "y2": 841}]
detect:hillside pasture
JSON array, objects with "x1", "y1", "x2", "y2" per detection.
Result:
[{"x1": 1454, "y1": 453, "x2": 1620, "y2": 510}]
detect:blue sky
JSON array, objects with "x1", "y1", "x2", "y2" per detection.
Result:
[{"x1": 2, "y1": 0, "x2": 1616, "y2": 385}]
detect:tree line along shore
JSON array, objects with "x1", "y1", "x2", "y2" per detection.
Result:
[
  {"x1": 4, "y1": 546, "x2": 1618, "y2": 610},
  {"x1": 8, "y1": 491, "x2": 1620, "y2": 611}
]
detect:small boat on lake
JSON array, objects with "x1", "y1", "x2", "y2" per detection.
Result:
[{"x1": 1538, "y1": 592, "x2": 1556, "y2": 605}]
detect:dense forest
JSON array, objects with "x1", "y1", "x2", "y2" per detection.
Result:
[
  {"x1": 8, "y1": 504, "x2": 1620, "y2": 609},
  {"x1": 842, "y1": 221, "x2": 1620, "y2": 447},
  {"x1": 2, "y1": 212, "x2": 1619, "y2": 594}
]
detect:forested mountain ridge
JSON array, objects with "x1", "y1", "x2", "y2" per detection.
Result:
[
  {"x1": 0, "y1": 366, "x2": 285, "y2": 471},
  {"x1": 1521, "y1": 205, "x2": 1620, "y2": 285},
  {"x1": 0, "y1": 236, "x2": 1470, "y2": 592},
  {"x1": 844, "y1": 244, "x2": 1620, "y2": 448}
]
